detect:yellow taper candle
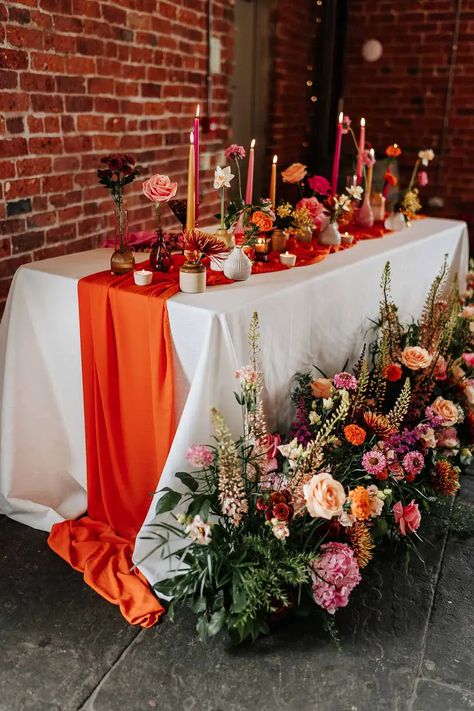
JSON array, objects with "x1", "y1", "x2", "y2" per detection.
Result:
[
  {"x1": 269, "y1": 154, "x2": 278, "y2": 207},
  {"x1": 186, "y1": 131, "x2": 195, "y2": 231},
  {"x1": 366, "y1": 148, "x2": 375, "y2": 198}
]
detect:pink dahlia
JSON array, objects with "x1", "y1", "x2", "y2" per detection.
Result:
[
  {"x1": 362, "y1": 449, "x2": 387, "y2": 476},
  {"x1": 186, "y1": 445, "x2": 213, "y2": 468},
  {"x1": 224, "y1": 144, "x2": 246, "y2": 161},
  {"x1": 402, "y1": 451, "x2": 425, "y2": 476},
  {"x1": 309, "y1": 542, "x2": 361, "y2": 614},
  {"x1": 333, "y1": 371, "x2": 358, "y2": 391}
]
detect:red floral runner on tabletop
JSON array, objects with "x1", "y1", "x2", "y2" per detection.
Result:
[{"x1": 47, "y1": 219, "x2": 410, "y2": 627}]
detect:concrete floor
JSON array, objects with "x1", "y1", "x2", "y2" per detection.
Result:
[{"x1": 1, "y1": 477, "x2": 473, "y2": 711}]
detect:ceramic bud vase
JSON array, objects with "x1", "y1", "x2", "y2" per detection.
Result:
[
  {"x1": 210, "y1": 227, "x2": 235, "y2": 272},
  {"x1": 271, "y1": 228, "x2": 288, "y2": 253},
  {"x1": 356, "y1": 194, "x2": 374, "y2": 228},
  {"x1": 223, "y1": 246, "x2": 252, "y2": 281},
  {"x1": 318, "y1": 221, "x2": 341, "y2": 246},
  {"x1": 150, "y1": 204, "x2": 172, "y2": 272},
  {"x1": 384, "y1": 210, "x2": 407, "y2": 232},
  {"x1": 370, "y1": 192, "x2": 386, "y2": 222},
  {"x1": 111, "y1": 204, "x2": 135, "y2": 275},
  {"x1": 179, "y1": 262, "x2": 206, "y2": 293}
]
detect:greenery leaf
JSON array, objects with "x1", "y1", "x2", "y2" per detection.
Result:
[
  {"x1": 176, "y1": 471, "x2": 199, "y2": 493},
  {"x1": 155, "y1": 489, "x2": 182, "y2": 515},
  {"x1": 208, "y1": 608, "x2": 227, "y2": 637}
]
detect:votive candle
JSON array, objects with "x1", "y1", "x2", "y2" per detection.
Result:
[{"x1": 279, "y1": 251, "x2": 296, "y2": 267}]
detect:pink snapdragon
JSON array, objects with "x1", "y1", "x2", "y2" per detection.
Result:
[{"x1": 309, "y1": 542, "x2": 361, "y2": 614}]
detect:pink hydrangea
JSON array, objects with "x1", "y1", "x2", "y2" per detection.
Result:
[
  {"x1": 307, "y1": 174, "x2": 331, "y2": 195},
  {"x1": 296, "y1": 197, "x2": 324, "y2": 228},
  {"x1": 402, "y1": 450, "x2": 425, "y2": 476},
  {"x1": 333, "y1": 371, "x2": 358, "y2": 391},
  {"x1": 186, "y1": 445, "x2": 214, "y2": 468},
  {"x1": 309, "y1": 542, "x2": 361, "y2": 615},
  {"x1": 224, "y1": 144, "x2": 246, "y2": 161},
  {"x1": 362, "y1": 449, "x2": 387, "y2": 476}
]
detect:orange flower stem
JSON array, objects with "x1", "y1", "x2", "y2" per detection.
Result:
[{"x1": 408, "y1": 158, "x2": 420, "y2": 192}]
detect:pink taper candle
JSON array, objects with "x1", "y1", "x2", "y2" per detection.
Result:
[
  {"x1": 355, "y1": 117, "x2": 366, "y2": 183},
  {"x1": 193, "y1": 104, "x2": 200, "y2": 223},
  {"x1": 331, "y1": 112, "x2": 343, "y2": 194},
  {"x1": 245, "y1": 138, "x2": 256, "y2": 204}
]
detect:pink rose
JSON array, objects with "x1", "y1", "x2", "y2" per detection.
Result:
[
  {"x1": 296, "y1": 197, "x2": 324, "y2": 228},
  {"x1": 281, "y1": 162, "x2": 307, "y2": 184},
  {"x1": 436, "y1": 426, "x2": 460, "y2": 450},
  {"x1": 433, "y1": 355, "x2": 447, "y2": 381},
  {"x1": 393, "y1": 500, "x2": 421, "y2": 536},
  {"x1": 462, "y1": 352, "x2": 474, "y2": 368},
  {"x1": 417, "y1": 171, "x2": 428, "y2": 187},
  {"x1": 308, "y1": 174, "x2": 331, "y2": 195},
  {"x1": 143, "y1": 173, "x2": 178, "y2": 203},
  {"x1": 401, "y1": 346, "x2": 433, "y2": 370},
  {"x1": 311, "y1": 378, "x2": 333, "y2": 399},
  {"x1": 430, "y1": 396, "x2": 459, "y2": 426},
  {"x1": 303, "y1": 471, "x2": 346, "y2": 519},
  {"x1": 259, "y1": 432, "x2": 281, "y2": 472}
]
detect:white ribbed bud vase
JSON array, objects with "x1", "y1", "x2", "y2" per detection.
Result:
[{"x1": 223, "y1": 246, "x2": 252, "y2": 281}]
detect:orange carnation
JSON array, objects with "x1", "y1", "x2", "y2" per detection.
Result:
[
  {"x1": 349, "y1": 486, "x2": 371, "y2": 520},
  {"x1": 344, "y1": 424, "x2": 367, "y2": 446},
  {"x1": 386, "y1": 144, "x2": 401, "y2": 158},
  {"x1": 251, "y1": 210, "x2": 273, "y2": 233}
]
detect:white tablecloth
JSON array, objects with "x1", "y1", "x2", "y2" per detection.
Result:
[{"x1": 0, "y1": 218, "x2": 469, "y2": 585}]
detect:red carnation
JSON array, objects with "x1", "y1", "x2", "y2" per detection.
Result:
[
  {"x1": 270, "y1": 492, "x2": 285, "y2": 504},
  {"x1": 383, "y1": 363, "x2": 403, "y2": 382},
  {"x1": 256, "y1": 497, "x2": 269, "y2": 511},
  {"x1": 273, "y1": 502, "x2": 291, "y2": 521}
]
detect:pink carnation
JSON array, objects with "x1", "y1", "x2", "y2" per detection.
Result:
[
  {"x1": 186, "y1": 445, "x2": 213, "y2": 468},
  {"x1": 333, "y1": 371, "x2": 358, "y2": 391},
  {"x1": 308, "y1": 174, "x2": 331, "y2": 195},
  {"x1": 225, "y1": 144, "x2": 246, "y2": 161},
  {"x1": 309, "y1": 542, "x2": 361, "y2": 615},
  {"x1": 417, "y1": 171, "x2": 428, "y2": 187},
  {"x1": 393, "y1": 500, "x2": 421, "y2": 535},
  {"x1": 296, "y1": 197, "x2": 324, "y2": 228}
]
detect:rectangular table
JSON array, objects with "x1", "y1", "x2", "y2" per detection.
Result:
[{"x1": 0, "y1": 217, "x2": 469, "y2": 586}]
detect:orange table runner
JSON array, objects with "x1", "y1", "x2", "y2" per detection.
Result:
[{"x1": 47, "y1": 220, "x2": 406, "y2": 626}]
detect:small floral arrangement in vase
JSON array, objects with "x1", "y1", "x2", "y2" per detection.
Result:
[
  {"x1": 98, "y1": 153, "x2": 139, "y2": 274},
  {"x1": 143, "y1": 173, "x2": 177, "y2": 272},
  {"x1": 179, "y1": 229, "x2": 227, "y2": 294},
  {"x1": 319, "y1": 186, "x2": 363, "y2": 246},
  {"x1": 385, "y1": 148, "x2": 434, "y2": 231}
]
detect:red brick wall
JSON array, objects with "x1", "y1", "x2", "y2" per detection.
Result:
[
  {"x1": 0, "y1": 0, "x2": 234, "y2": 313},
  {"x1": 342, "y1": 0, "x2": 474, "y2": 233}
]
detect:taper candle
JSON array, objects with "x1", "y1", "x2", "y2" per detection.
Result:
[
  {"x1": 193, "y1": 104, "x2": 200, "y2": 223},
  {"x1": 331, "y1": 112, "x2": 343, "y2": 194},
  {"x1": 269, "y1": 154, "x2": 277, "y2": 207},
  {"x1": 356, "y1": 117, "x2": 366, "y2": 183},
  {"x1": 245, "y1": 138, "x2": 256, "y2": 204},
  {"x1": 186, "y1": 131, "x2": 195, "y2": 231},
  {"x1": 366, "y1": 148, "x2": 375, "y2": 197}
]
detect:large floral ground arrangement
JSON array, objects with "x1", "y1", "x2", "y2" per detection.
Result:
[{"x1": 145, "y1": 259, "x2": 474, "y2": 644}]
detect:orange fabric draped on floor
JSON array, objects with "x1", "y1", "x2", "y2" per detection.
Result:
[
  {"x1": 47, "y1": 219, "x2": 406, "y2": 626},
  {"x1": 48, "y1": 269, "x2": 179, "y2": 627}
]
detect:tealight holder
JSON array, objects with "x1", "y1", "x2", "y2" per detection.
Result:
[
  {"x1": 133, "y1": 269, "x2": 153, "y2": 286},
  {"x1": 341, "y1": 232, "x2": 354, "y2": 245},
  {"x1": 254, "y1": 236, "x2": 271, "y2": 263},
  {"x1": 279, "y1": 251, "x2": 296, "y2": 267}
]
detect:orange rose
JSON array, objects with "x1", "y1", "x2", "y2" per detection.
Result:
[
  {"x1": 401, "y1": 346, "x2": 433, "y2": 371},
  {"x1": 281, "y1": 162, "x2": 307, "y2": 184},
  {"x1": 430, "y1": 396, "x2": 459, "y2": 427},
  {"x1": 349, "y1": 487, "x2": 371, "y2": 520},
  {"x1": 386, "y1": 144, "x2": 401, "y2": 158},
  {"x1": 303, "y1": 471, "x2": 345, "y2": 519},
  {"x1": 251, "y1": 210, "x2": 273, "y2": 233},
  {"x1": 311, "y1": 378, "x2": 333, "y2": 399}
]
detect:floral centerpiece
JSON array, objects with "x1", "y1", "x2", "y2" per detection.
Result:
[
  {"x1": 144, "y1": 262, "x2": 471, "y2": 643},
  {"x1": 98, "y1": 153, "x2": 139, "y2": 274}
]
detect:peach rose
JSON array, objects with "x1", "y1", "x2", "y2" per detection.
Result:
[
  {"x1": 303, "y1": 471, "x2": 345, "y2": 519},
  {"x1": 143, "y1": 173, "x2": 178, "y2": 203},
  {"x1": 431, "y1": 395, "x2": 459, "y2": 426},
  {"x1": 281, "y1": 162, "x2": 307, "y2": 184},
  {"x1": 311, "y1": 378, "x2": 333, "y2": 399},
  {"x1": 400, "y1": 346, "x2": 433, "y2": 370},
  {"x1": 251, "y1": 210, "x2": 273, "y2": 233}
]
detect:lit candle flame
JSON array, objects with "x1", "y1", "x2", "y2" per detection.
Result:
[
  {"x1": 190, "y1": 131, "x2": 194, "y2": 144},
  {"x1": 251, "y1": 138, "x2": 256, "y2": 149},
  {"x1": 361, "y1": 117, "x2": 366, "y2": 127},
  {"x1": 338, "y1": 111, "x2": 344, "y2": 123},
  {"x1": 272, "y1": 154, "x2": 278, "y2": 164},
  {"x1": 195, "y1": 104, "x2": 200, "y2": 118}
]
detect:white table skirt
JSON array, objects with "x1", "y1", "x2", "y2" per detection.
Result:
[{"x1": 0, "y1": 218, "x2": 469, "y2": 586}]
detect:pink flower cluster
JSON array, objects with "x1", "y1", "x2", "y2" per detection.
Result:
[
  {"x1": 309, "y1": 542, "x2": 361, "y2": 615},
  {"x1": 224, "y1": 144, "x2": 246, "y2": 161},
  {"x1": 296, "y1": 197, "x2": 325, "y2": 229},
  {"x1": 234, "y1": 365, "x2": 258, "y2": 385},
  {"x1": 186, "y1": 445, "x2": 214, "y2": 468},
  {"x1": 333, "y1": 371, "x2": 358, "y2": 391}
]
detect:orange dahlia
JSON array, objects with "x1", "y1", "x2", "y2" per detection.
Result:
[
  {"x1": 349, "y1": 486, "x2": 371, "y2": 520},
  {"x1": 432, "y1": 460, "x2": 460, "y2": 497},
  {"x1": 347, "y1": 522, "x2": 374, "y2": 568},
  {"x1": 363, "y1": 411, "x2": 396, "y2": 438},
  {"x1": 344, "y1": 424, "x2": 367, "y2": 446}
]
